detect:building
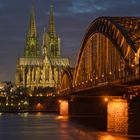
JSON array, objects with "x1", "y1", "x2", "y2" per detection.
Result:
[{"x1": 15, "y1": 1, "x2": 70, "y2": 91}]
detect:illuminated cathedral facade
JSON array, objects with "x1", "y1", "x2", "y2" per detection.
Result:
[{"x1": 15, "y1": 1, "x2": 70, "y2": 90}]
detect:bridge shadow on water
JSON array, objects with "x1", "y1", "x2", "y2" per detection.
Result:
[
  {"x1": 59, "y1": 97, "x2": 140, "y2": 139},
  {"x1": 66, "y1": 115, "x2": 140, "y2": 140},
  {"x1": 69, "y1": 115, "x2": 107, "y2": 131}
]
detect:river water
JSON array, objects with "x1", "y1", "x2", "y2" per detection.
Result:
[{"x1": 0, "y1": 113, "x2": 139, "y2": 140}]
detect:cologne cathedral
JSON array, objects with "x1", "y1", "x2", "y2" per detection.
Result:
[{"x1": 15, "y1": 1, "x2": 70, "y2": 91}]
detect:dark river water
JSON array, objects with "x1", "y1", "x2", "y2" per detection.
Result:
[{"x1": 0, "y1": 113, "x2": 139, "y2": 140}]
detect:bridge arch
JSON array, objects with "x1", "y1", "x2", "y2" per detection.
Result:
[
  {"x1": 59, "y1": 68, "x2": 73, "y2": 94},
  {"x1": 73, "y1": 17, "x2": 140, "y2": 89}
]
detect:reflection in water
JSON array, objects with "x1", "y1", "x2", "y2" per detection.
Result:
[
  {"x1": 99, "y1": 134, "x2": 129, "y2": 140},
  {"x1": 108, "y1": 99, "x2": 128, "y2": 134},
  {"x1": 55, "y1": 115, "x2": 69, "y2": 121},
  {"x1": 0, "y1": 113, "x2": 137, "y2": 140},
  {"x1": 0, "y1": 112, "x2": 2, "y2": 116},
  {"x1": 36, "y1": 112, "x2": 43, "y2": 117},
  {"x1": 20, "y1": 112, "x2": 29, "y2": 118}
]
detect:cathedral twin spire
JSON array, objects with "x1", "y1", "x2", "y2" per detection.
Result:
[
  {"x1": 16, "y1": 0, "x2": 69, "y2": 88},
  {"x1": 24, "y1": 6, "x2": 39, "y2": 57},
  {"x1": 28, "y1": 6, "x2": 37, "y2": 37},
  {"x1": 27, "y1": 0, "x2": 56, "y2": 39},
  {"x1": 46, "y1": 0, "x2": 61, "y2": 58},
  {"x1": 24, "y1": 0, "x2": 59, "y2": 58},
  {"x1": 47, "y1": 0, "x2": 56, "y2": 37}
]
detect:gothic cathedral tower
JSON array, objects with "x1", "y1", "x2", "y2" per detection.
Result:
[
  {"x1": 42, "y1": 0, "x2": 60, "y2": 58},
  {"x1": 15, "y1": 1, "x2": 70, "y2": 92},
  {"x1": 24, "y1": 7, "x2": 40, "y2": 57}
]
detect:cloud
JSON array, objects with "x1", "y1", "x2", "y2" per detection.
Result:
[
  {"x1": 68, "y1": 0, "x2": 110, "y2": 14},
  {"x1": 71, "y1": 2, "x2": 93, "y2": 13}
]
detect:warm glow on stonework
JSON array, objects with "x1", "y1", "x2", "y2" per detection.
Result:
[
  {"x1": 60, "y1": 100, "x2": 69, "y2": 116},
  {"x1": 107, "y1": 99, "x2": 128, "y2": 134}
]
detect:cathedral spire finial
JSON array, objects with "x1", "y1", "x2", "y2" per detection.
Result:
[
  {"x1": 28, "y1": 6, "x2": 37, "y2": 37},
  {"x1": 48, "y1": 0, "x2": 56, "y2": 37},
  {"x1": 24, "y1": 5, "x2": 39, "y2": 57}
]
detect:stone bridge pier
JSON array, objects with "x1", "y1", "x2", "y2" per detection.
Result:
[
  {"x1": 108, "y1": 98, "x2": 140, "y2": 135},
  {"x1": 59, "y1": 96, "x2": 140, "y2": 135}
]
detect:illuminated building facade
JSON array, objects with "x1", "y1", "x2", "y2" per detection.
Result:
[{"x1": 15, "y1": 1, "x2": 70, "y2": 90}]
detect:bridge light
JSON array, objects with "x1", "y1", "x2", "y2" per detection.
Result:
[
  {"x1": 109, "y1": 72, "x2": 112, "y2": 75},
  {"x1": 40, "y1": 94, "x2": 43, "y2": 97},
  {"x1": 59, "y1": 100, "x2": 62, "y2": 103},
  {"x1": 131, "y1": 64, "x2": 134, "y2": 67},
  {"x1": 104, "y1": 98, "x2": 108, "y2": 102},
  {"x1": 36, "y1": 103, "x2": 44, "y2": 110},
  {"x1": 29, "y1": 94, "x2": 32, "y2": 97}
]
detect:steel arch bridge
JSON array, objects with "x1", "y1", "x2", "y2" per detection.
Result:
[
  {"x1": 59, "y1": 68, "x2": 73, "y2": 95},
  {"x1": 60, "y1": 17, "x2": 140, "y2": 94}
]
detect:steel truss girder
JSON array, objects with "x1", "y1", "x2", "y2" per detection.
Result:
[{"x1": 73, "y1": 17, "x2": 140, "y2": 87}]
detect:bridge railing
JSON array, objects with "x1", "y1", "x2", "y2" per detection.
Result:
[{"x1": 72, "y1": 72, "x2": 140, "y2": 92}]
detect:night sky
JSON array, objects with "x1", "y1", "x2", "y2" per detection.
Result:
[{"x1": 0, "y1": 0, "x2": 139, "y2": 82}]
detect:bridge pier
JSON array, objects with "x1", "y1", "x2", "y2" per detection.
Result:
[
  {"x1": 59, "y1": 95, "x2": 140, "y2": 135},
  {"x1": 107, "y1": 99, "x2": 128, "y2": 134},
  {"x1": 108, "y1": 98, "x2": 140, "y2": 135},
  {"x1": 59, "y1": 100, "x2": 69, "y2": 116}
]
